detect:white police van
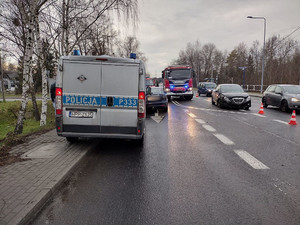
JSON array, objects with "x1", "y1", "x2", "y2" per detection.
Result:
[{"x1": 55, "y1": 53, "x2": 146, "y2": 143}]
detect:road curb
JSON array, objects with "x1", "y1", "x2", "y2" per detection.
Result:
[
  {"x1": 17, "y1": 141, "x2": 98, "y2": 225},
  {"x1": 0, "y1": 129, "x2": 99, "y2": 225}
]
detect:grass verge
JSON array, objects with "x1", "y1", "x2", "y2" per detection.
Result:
[{"x1": 0, "y1": 100, "x2": 55, "y2": 166}]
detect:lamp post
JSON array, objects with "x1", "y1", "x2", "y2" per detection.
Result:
[
  {"x1": 247, "y1": 16, "x2": 266, "y2": 93},
  {"x1": 239, "y1": 66, "x2": 247, "y2": 89}
]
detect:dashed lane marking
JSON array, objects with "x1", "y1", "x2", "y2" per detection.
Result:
[
  {"x1": 234, "y1": 150, "x2": 270, "y2": 170},
  {"x1": 213, "y1": 134, "x2": 235, "y2": 145},
  {"x1": 188, "y1": 113, "x2": 197, "y2": 118},
  {"x1": 202, "y1": 124, "x2": 216, "y2": 132},
  {"x1": 273, "y1": 119, "x2": 288, "y2": 125},
  {"x1": 195, "y1": 119, "x2": 206, "y2": 124}
]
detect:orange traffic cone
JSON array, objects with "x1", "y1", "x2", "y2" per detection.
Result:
[
  {"x1": 288, "y1": 110, "x2": 297, "y2": 125},
  {"x1": 258, "y1": 103, "x2": 264, "y2": 115}
]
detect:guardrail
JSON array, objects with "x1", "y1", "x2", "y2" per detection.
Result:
[{"x1": 242, "y1": 85, "x2": 268, "y2": 92}]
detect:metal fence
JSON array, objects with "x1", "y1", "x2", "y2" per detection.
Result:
[{"x1": 242, "y1": 85, "x2": 268, "y2": 93}]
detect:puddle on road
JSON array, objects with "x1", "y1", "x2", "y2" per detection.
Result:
[{"x1": 22, "y1": 143, "x2": 65, "y2": 159}]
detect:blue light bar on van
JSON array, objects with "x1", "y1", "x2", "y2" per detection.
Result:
[
  {"x1": 130, "y1": 53, "x2": 136, "y2": 59},
  {"x1": 74, "y1": 50, "x2": 80, "y2": 55},
  {"x1": 170, "y1": 85, "x2": 174, "y2": 89}
]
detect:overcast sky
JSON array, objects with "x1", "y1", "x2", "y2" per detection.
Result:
[{"x1": 118, "y1": 0, "x2": 300, "y2": 77}]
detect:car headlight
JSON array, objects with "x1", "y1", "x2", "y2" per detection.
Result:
[
  {"x1": 188, "y1": 87, "x2": 193, "y2": 91},
  {"x1": 246, "y1": 96, "x2": 251, "y2": 101},
  {"x1": 165, "y1": 88, "x2": 170, "y2": 92},
  {"x1": 291, "y1": 97, "x2": 300, "y2": 102},
  {"x1": 224, "y1": 96, "x2": 230, "y2": 102}
]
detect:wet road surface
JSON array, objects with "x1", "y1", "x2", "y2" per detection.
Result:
[{"x1": 32, "y1": 96, "x2": 300, "y2": 225}]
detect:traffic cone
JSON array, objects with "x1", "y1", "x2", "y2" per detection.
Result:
[
  {"x1": 196, "y1": 92, "x2": 199, "y2": 97},
  {"x1": 258, "y1": 103, "x2": 264, "y2": 115},
  {"x1": 288, "y1": 110, "x2": 297, "y2": 125}
]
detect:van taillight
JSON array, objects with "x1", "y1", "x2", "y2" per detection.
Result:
[
  {"x1": 56, "y1": 88, "x2": 62, "y2": 115},
  {"x1": 138, "y1": 91, "x2": 145, "y2": 119}
]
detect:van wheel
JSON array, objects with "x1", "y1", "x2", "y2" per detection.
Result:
[
  {"x1": 136, "y1": 135, "x2": 144, "y2": 146},
  {"x1": 167, "y1": 96, "x2": 171, "y2": 101},
  {"x1": 66, "y1": 137, "x2": 78, "y2": 143}
]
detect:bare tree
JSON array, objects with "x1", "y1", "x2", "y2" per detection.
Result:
[{"x1": 117, "y1": 36, "x2": 147, "y2": 61}]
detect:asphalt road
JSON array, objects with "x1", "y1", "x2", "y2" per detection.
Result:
[{"x1": 32, "y1": 96, "x2": 300, "y2": 225}]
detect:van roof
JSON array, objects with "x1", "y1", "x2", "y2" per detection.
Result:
[{"x1": 60, "y1": 55, "x2": 142, "y2": 64}]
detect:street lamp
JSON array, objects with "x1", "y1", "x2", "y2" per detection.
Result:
[
  {"x1": 239, "y1": 66, "x2": 247, "y2": 89},
  {"x1": 247, "y1": 16, "x2": 266, "y2": 93}
]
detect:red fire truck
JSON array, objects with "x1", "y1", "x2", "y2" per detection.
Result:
[{"x1": 162, "y1": 65, "x2": 195, "y2": 101}]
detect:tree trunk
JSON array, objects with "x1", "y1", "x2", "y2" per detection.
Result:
[
  {"x1": 14, "y1": 10, "x2": 35, "y2": 134},
  {"x1": 40, "y1": 69, "x2": 48, "y2": 126}
]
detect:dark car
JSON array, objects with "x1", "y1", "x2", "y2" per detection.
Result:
[
  {"x1": 262, "y1": 84, "x2": 300, "y2": 112},
  {"x1": 146, "y1": 86, "x2": 168, "y2": 112},
  {"x1": 198, "y1": 82, "x2": 217, "y2": 96},
  {"x1": 212, "y1": 84, "x2": 251, "y2": 110}
]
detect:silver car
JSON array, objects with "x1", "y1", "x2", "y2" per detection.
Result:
[{"x1": 262, "y1": 84, "x2": 300, "y2": 112}]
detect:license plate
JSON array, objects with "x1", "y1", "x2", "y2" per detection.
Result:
[{"x1": 69, "y1": 111, "x2": 94, "y2": 118}]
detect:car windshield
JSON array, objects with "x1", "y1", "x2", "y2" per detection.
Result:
[
  {"x1": 221, "y1": 85, "x2": 244, "y2": 93},
  {"x1": 151, "y1": 88, "x2": 164, "y2": 95},
  {"x1": 168, "y1": 69, "x2": 191, "y2": 80},
  {"x1": 205, "y1": 83, "x2": 216, "y2": 89},
  {"x1": 282, "y1": 85, "x2": 300, "y2": 94}
]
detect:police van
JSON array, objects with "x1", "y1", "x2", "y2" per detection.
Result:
[{"x1": 55, "y1": 53, "x2": 146, "y2": 143}]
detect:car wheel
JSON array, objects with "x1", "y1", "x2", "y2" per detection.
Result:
[
  {"x1": 244, "y1": 106, "x2": 250, "y2": 110},
  {"x1": 212, "y1": 97, "x2": 215, "y2": 105},
  {"x1": 262, "y1": 97, "x2": 268, "y2": 108},
  {"x1": 280, "y1": 100, "x2": 289, "y2": 112},
  {"x1": 217, "y1": 100, "x2": 223, "y2": 108},
  {"x1": 66, "y1": 137, "x2": 78, "y2": 143}
]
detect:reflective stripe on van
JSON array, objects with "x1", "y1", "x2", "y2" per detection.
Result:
[{"x1": 63, "y1": 94, "x2": 138, "y2": 108}]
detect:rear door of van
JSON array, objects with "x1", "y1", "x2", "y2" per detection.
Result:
[
  {"x1": 62, "y1": 61, "x2": 101, "y2": 133},
  {"x1": 100, "y1": 63, "x2": 139, "y2": 135}
]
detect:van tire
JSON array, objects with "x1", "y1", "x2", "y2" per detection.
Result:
[
  {"x1": 66, "y1": 137, "x2": 79, "y2": 143},
  {"x1": 136, "y1": 135, "x2": 144, "y2": 146}
]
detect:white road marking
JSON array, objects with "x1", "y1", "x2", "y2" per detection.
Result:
[
  {"x1": 195, "y1": 119, "x2": 206, "y2": 124},
  {"x1": 213, "y1": 134, "x2": 235, "y2": 145},
  {"x1": 202, "y1": 124, "x2": 216, "y2": 132},
  {"x1": 252, "y1": 113, "x2": 266, "y2": 118},
  {"x1": 188, "y1": 113, "x2": 197, "y2": 118},
  {"x1": 173, "y1": 101, "x2": 180, "y2": 106},
  {"x1": 150, "y1": 115, "x2": 165, "y2": 123},
  {"x1": 273, "y1": 119, "x2": 288, "y2": 125},
  {"x1": 234, "y1": 150, "x2": 270, "y2": 170},
  {"x1": 183, "y1": 109, "x2": 189, "y2": 113}
]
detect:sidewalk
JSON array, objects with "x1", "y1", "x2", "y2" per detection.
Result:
[{"x1": 0, "y1": 130, "x2": 97, "y2": 225}]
